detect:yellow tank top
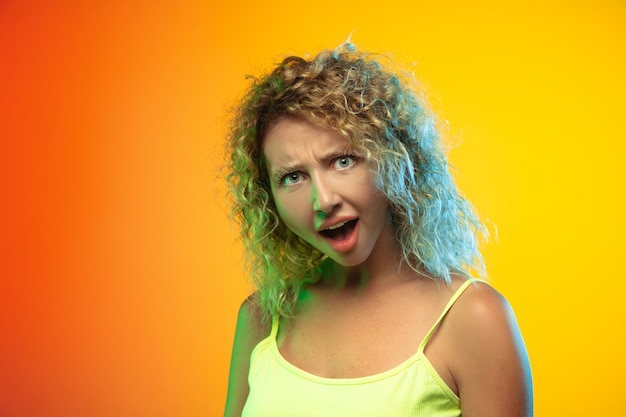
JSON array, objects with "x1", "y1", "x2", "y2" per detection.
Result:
[{"x1": 241, "y1": 279, "x2": 479, "y2": 417}]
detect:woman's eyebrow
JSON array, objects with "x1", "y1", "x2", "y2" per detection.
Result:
[
  {"x1": 269, "y1": 143, "x2": 357, "y2": 176},
  {"x1": 316, "y1": 144, "x2": 357, "y2": 162},
  {"x1": 272, "y1": 162, "x2": 303, "y2": 178}
]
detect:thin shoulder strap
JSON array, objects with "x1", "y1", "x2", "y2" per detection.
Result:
[
  {"x1": 418, "y1": 278, "x2": 482, "y2": 353},
  {"x1": 270, "y1": 314, "x2": 280, "y2": 339}
]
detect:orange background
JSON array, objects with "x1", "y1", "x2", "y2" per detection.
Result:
[{"x1": 1, "y1": 1, "x2": 624, "y2": 416}]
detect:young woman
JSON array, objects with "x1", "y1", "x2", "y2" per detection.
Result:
[{"x1": 223, "y1": 41, "x2": 533, "y2": 417}]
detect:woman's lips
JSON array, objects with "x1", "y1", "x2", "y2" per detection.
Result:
[
  {"x1": 320, "y1": 219, "x2": 357, "y2": 240},
  {"x1": 319, "y1": 219, "x2": 359, "y2": 252}
]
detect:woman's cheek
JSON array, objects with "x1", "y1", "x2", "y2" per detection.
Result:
[{"x1": 275, "y1": 196, "x2": 307, "y2": 234}]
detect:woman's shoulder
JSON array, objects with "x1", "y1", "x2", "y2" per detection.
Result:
[
  {"x1": 440, "y1": 277, "x2": 518, "y2": 347},
  {"x1": 444, "y1": 278, "x2": 533, "y2": 415},
  {"x1": 450, "y1": 278, "x2": 514, "y2": 330},
  {"x1": 236, "y1": 293, "x2": 272, "y2": 344},
  {"x1": 430, "y1": 276, "x2": 524, "y2": 370},
  {"x1": 223, "y1": 294, "x2": 272, "y2": 417}
]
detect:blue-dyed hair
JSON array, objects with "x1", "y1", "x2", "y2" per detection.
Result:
[{"x1": 226, "y1": 42, "x2": 487, "y2": 319}]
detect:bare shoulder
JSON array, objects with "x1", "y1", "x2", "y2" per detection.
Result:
[
  {"x1": 449, "y1": 280, "x2": 525, "y2": 351},
  {"x1": 236, "y1": 294, "x2": 270, "y2": 342},
  {"x1": 447, "y1": 280, "x2": 534, "y2": 417},
  {"x1": 223, "y1": 294, "x2": 271, "y2": 417},
  {"x1": 231, "y1": 294, "x2": 271, "y2": 358},
  {"x1": 454, "y1": 280, "x2": 513, "y2": 328}
]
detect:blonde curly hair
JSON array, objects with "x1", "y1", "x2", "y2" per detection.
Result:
[{"x1": 226, "y1": 42, "x2": 487, "y2": 320}]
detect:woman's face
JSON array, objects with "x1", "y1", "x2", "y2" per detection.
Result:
[{"x1": 263, "y1": 117, "x2": 393, "y2": 268}]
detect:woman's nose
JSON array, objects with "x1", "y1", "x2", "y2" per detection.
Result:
[{"x1": 311, "y1": 175, "x2": 340, "y2": 214}]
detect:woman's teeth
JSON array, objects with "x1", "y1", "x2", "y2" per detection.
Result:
[
  {"x1": 320, "y1": 219, "x2": 358, "y2": 241},
  {"x1": 325, "y1": 221, "x2": 348, "y2": 231}
]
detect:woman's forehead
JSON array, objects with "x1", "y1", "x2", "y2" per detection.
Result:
[{"x1": 263, "y1": 118, "x2": 353, "y2": 165}]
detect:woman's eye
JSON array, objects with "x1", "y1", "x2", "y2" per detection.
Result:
[
  {"x1": 334, "y1": 155, "x2": 356, "y2": 170},
  {"x1": 282, "y1": 172, "x2": 302, "y2": 186}
]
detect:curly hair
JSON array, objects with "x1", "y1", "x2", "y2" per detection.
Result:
[{"x1": 226, "y1": 41, "x2": 487, "y2": 320}]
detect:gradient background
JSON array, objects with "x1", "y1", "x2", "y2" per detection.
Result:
[{"x1": 1, "y1": 1, "x2": 624, "y2": 416}]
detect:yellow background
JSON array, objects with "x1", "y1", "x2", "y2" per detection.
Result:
[{"x1": 0, "y1": 1, "x2": 624, "y2": 416}]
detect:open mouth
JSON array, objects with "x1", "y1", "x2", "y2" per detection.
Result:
[{"x1": 319, "y1": 219, "x2": 358, "y2": 241}]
